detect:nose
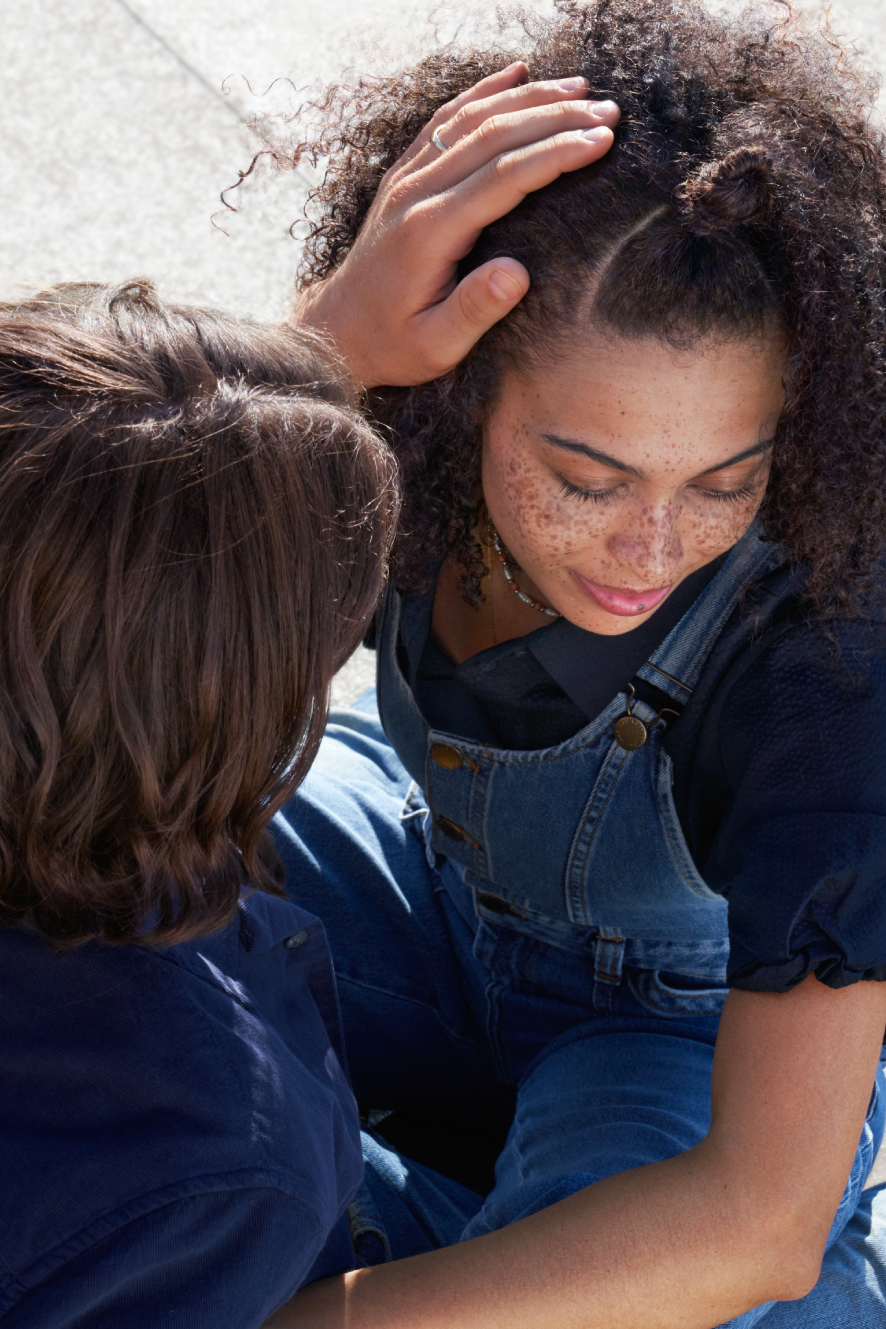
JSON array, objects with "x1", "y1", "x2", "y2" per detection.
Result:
[{"x1": 607, "y1": 502, "x2": 684, "y2": 585}]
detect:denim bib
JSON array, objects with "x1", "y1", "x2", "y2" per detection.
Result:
[{"x1": 376, "y1": 527, "x2": 783, "y2": 983}]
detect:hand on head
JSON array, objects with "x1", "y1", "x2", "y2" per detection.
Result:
[{"x1": 294, "y1": 64, "x2": 618, "y2": 388}]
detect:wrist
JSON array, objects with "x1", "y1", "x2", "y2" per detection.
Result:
[{"x1": 293, "y1": 276, "x2": 373, "y2": 389}]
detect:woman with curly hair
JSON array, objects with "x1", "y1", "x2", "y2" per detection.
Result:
[{"x1": 268, "y1": 1, "x2": 886, "y2": 1326}]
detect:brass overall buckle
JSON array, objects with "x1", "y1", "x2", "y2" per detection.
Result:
[{"x1": 613, "y1": 684, "x2": 679, "y2": 752}]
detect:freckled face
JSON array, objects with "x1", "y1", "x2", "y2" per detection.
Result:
[{"x1": 481, "y1": 334, "x2": 785, "y2": 636}]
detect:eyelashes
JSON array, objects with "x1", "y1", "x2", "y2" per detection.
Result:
[
  {"x1": 557, "y1": 477, "x2": 760, "y2": 506},
  {"x1": 694, "y1": 482, "x2": 758, "y2": 504},
  {"x1": 557, "y1": 479, "x2": 619, "y2": 505}
]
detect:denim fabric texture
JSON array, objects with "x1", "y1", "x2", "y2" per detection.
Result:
[
  {"x1": 376, "y1": 526, "x2": 784, "y2": 979},
  {"x1": 354, "y1": 1131, "x2": 484, "y2": 1266},
  {"x1": 381, "y1": 525, "x2": 886, "y2": 995},
  {"x1": 275, "y1": 673, "x2": 886, "y2": 1327}
]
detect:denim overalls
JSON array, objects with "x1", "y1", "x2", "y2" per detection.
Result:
[
  {"x1": 375, "y1": 527, "x2": 783, "y2": 996},
  {"x1": 273, "y1": 524, "x2": 886, "y2": 1329}
]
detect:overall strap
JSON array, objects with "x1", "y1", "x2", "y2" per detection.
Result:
[{"x1": 635, "y1": 525, "x2": 785, "y2": 708}]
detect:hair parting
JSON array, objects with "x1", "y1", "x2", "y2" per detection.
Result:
[{"x1": 273, "y1": 0, "x2": 886, "y2": 612}]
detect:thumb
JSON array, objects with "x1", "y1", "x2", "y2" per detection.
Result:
[
  {"x1": 423, "y1": 258, "x2": 530, "y2": 372},
  {"x1": 469, "y1": 257, "x2": 531, "y2": 318}
]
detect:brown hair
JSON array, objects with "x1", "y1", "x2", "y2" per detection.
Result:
[
  {"x1": 282, "y1": 0, "x2": 886, "y2": 611},
  {"x1": 0, "y1": 280, "x2": 397, "y2": 947}
]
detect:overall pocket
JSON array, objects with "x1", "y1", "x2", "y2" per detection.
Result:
[{"x1": 627, "y1": 968, "x2": 729, "y2": 1017}]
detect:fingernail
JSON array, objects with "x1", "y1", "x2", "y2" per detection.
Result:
[
  {"x1": 488, "y1": 268, "x2": 525, "y2": 301},
  {"x1": 581, "y1": 127, "x2": 612, "y2": 143},
  {"x1": 588, "y1": 99, "x2": 618, "y2": 117},
  {"x1": 559, "y1": 77, "x2": 588, "y2": 91}
]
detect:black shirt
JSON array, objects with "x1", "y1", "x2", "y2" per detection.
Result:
[
  {"x1": 378, "y1": 558, "x2": 886, "y2": 993},
  {"x1": 405, "y1": 558, "x2": 725, "y2": 750}
]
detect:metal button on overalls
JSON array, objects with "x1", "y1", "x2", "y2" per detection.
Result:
[
  {"x1": 431, "y1": 743, "x2": 464, "y2": 770},
  {"x1": 375, "y1": 521, "x2": 782, "y2": 981},
  {"x1": 435, "y1": 816, "x2": 478, "y2": 848}
]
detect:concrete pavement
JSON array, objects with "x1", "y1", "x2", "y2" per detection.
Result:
[
  {"x1": 2, "y1": 0, "x2": 884, "y2": 710},
  {"x1": 3, "y1": 1, "x2": 881, "y2": 322}
]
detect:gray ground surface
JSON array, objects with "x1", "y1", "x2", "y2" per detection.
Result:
[
  {"x1": 4, "y1": 0, "x2": 886, "y2": 1183},
  {"x1": 3, "y1": 1, "x2": 882, "y2": 320},
  {"x1": 4, "y1": 1, "x2": 883, "y2": 701}
]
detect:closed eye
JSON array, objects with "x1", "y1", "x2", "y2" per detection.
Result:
[
  {"x1": 558, "y1": 478, "x2": 622, "y2": 505},
  {"x1": 692, "y1": 465, "x2": 768, "y2": 504},
  {"x1": 693, "y1": 483, "x2": 758, "y2": 504}
]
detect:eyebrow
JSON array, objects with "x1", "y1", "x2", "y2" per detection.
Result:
[
  {"x1": 541, "y1": 434, "x2": 775, "y2": 480},
  {"x1": 696, "y1": 440, "x2": 775, "y2": 475}
]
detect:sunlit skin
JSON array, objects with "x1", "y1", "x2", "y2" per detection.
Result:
[{"x1": 433, "y1": 332, "x2": 786, "y2": 662}]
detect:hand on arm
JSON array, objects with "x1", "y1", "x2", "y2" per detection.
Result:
[
  {"x1": 293, "y1": 65, "x2": 619, "y2": 388},
  {"x1": 265, "y1": 975, "x2": 886, "y2": 1329}
]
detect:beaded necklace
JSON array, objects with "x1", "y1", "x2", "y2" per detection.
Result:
[{"x1": 489, "y1": 527, "x2": 560, "y2": 619}]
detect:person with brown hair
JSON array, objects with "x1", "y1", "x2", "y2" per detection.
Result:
[
  {"x1": 263, "y1": 2, "x2": 886, "y2": 1326},
  {"x1": 0, "y1": 73, "x2": 620, "y2": 1326},
  {"x1": 0, "y1": 277, "x2": 397, "y2": 1325}
]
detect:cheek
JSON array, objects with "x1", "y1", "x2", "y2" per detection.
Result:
[
  {"x1": 681, "y1": 462, "x2": 771, "y2": 556},
  {"x1": 483, "y1": 438, "x2": 612, "y2": 561},
  {"x1": 682, "y1": 493, "x2": 764, "y2": 556}
]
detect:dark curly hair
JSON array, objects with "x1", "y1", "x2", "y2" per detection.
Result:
[{"x1": 283, "y1": 0, "x2": 886, "y2": 610}]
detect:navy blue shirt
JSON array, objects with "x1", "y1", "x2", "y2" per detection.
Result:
[{"x1": 0, "y1": 892, "x2": 362, "y2": 1327}]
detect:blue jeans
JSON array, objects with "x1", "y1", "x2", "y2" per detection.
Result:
[
  {"x1": 277, "y1": 698, "x2": 886, "y2": 1327},
  {"x1": 356, "y1": 1142, "x2": 886, "y2": 1329}
]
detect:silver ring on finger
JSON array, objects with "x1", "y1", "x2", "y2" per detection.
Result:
[{"x1": 431, "y1": 127, "x2": 449, "y2": 153}]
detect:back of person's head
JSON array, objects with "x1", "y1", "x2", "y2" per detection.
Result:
[
  {"x1": 0, "y1": 279, "x2": 397, "y2": 947},
  {"x1": 290, "y1": 0, "x2": 886, "y2": 610}
]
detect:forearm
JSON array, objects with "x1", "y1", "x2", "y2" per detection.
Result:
[
  {"x1": 267, "y1": 978, "x2": 886, "y2": 1329},
  {"x1": 267, "y1": 1141, "x2": 810, "y2": 1329}
]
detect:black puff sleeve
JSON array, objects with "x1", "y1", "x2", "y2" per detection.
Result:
[{"x1": 687, "y1": 620, "x2": 886, "y2": 992}]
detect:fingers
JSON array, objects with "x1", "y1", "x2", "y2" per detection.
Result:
[
  {"x1": 310, "y1": 66, "x2": 622, "y2": 388},
  {"x1": 430, "y1": 75, "x2": 594, "y2": 150},
  {"x1": 407, "y1": 258, "x2": 531, "y2": 382},
  {"x1": 412, "y1": 97, "x2": 619, "y2": 190},
  {"x1": 394, "y1": 62, "x2": 530, "y2": 170},
  {"x1": 415, "y1": 125, "x2": 616, "y2": 263},
  {"x1": 394, "y1": 69, "x2": 604, "y2": 176},
  {"x1": 423, "y1": 80, "x2": 612, "y2": 161},
  {"x1": 438, "y1": 61, "x2": 530, "y2": 115}
]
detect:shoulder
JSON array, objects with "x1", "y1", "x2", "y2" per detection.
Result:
[
  {"x1": 0, "y1": 898, "x2": 361, "y2": 1316},
  {"x1": 665, "y1": 562, "x2": 886, "y2": 993},
  {"x1": 669, "y1": 559, "x2": 886, "y2": 801}
]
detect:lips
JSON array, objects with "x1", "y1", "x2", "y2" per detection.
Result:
[{"x1": 574, "y1": 574, "x2": 672, "y2": 617}]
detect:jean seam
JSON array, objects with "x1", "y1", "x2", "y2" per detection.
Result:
[
  {"x1": 484, "y1": 979, "x2": 513, "y2": 1087},
  {"x1": 336, "y1": 975, "x2": 478, "y2": 1049}
]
